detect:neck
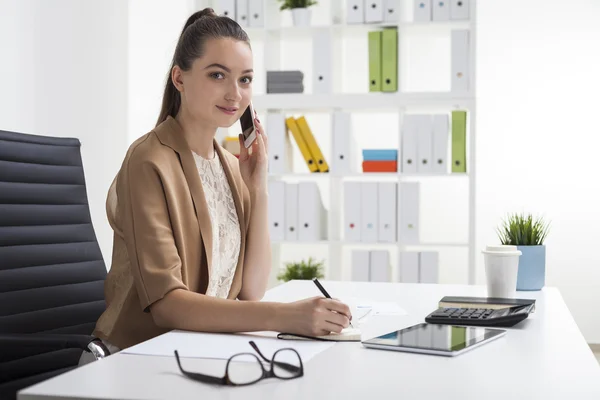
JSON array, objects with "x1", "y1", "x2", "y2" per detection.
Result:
[{"x1": 175, "y1": 106, "x2": 217, "y2": 159}]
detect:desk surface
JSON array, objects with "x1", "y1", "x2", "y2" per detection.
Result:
[{"x1": 19, "y1": 281, "x2": 600, "y2": 400}]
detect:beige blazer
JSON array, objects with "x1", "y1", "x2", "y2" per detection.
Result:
[{"x1": 93, "y1": 116, "x2": 251, "y2": 349}]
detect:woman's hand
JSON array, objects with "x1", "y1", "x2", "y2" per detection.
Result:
[
  {"x1": 277, "y1": 296, "x2": 352, "y2": 337},
  {"x1": 238, "y1": 111, "x2": 268, "y2": 195}
]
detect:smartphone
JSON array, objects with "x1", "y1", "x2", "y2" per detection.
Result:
[{"x1": 240, "y1": 102, "x2": 257, "y2": 149}]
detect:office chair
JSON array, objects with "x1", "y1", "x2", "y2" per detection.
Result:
[{"x1": 0, "y1": 130, "x2": 108, "y2": 400}]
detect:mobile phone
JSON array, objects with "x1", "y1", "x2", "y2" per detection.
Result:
[{"x1": 240, "y1": 102, "x2": 257, "y2": 149}]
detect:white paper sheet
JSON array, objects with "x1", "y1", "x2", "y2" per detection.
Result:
[
  {"x1": 343, "y1": 297, "x2": 408, "y2": 325},
  {"x1": 121, "y1": 330, "x2": 335, "y2": 363}
]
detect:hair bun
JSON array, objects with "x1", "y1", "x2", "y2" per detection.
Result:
[{"x1": 183, "y1": 8, "x2": 217, "y2": 31}]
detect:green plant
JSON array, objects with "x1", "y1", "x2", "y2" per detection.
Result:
[
  {"x1": 497, "y1": 213, "x2": 551, "y2": 246},
  {"x1": 277, "y1": 257, "x2": 324, "y2": 282},
  {"x1": 277, "y1": 0, "x2": 317, "y2": 11}
]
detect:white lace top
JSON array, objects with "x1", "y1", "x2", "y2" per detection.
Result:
[{"x1": 192, "y1": 150, "x2": 241, "y2": 299}]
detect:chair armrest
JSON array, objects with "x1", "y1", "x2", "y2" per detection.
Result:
[{"x1": 0, "y1": 333, "x2": 109, "y2": 362}]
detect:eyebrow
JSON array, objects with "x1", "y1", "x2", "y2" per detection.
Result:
[{"x1": 204, "y1": 63, "x2": 253, "y2": 74}]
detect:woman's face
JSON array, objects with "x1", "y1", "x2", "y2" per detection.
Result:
[{"x1": 174, "y1": 37, "x2": 253, "y2": 128}]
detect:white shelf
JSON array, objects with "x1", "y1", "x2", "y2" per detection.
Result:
[
  {"x1": 272, "y1": 241, "x2": 469, "y2": 247},
  {"x1": 268, "y1": 172, "x2": 469, "y2": 180}
]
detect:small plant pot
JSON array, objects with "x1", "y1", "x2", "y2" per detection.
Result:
[
  {"x1": 291, "y1": 7, "x2": 311, "y2": 27},
  {"x1": 516, "y1": 245, "x2": 546, "y2": 291}
]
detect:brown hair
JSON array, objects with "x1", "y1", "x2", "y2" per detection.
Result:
[{"x1": 156, "y1": 8, "x2": 250, "y2": 126}]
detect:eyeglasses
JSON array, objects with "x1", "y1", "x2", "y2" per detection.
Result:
[{"x1": 174, "y1": 340, "x2": 304, "y2": 386}]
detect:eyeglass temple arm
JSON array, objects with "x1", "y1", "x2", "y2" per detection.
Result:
[
  {"x1": 174, "y1": 351, "x2": 227, "y2": 385},
  {"x1": 248, "y1": 341, "x2": 302, "y2": 374}
]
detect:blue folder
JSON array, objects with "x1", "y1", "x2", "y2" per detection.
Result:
[{"x1": 362, "y1": 149, "x2": 398, "y2": 161}]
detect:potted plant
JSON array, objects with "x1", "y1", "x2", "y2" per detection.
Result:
[
  {"x1": 277, "y1": 0, "x2": 318, "y2": 27},
  {"x1": 277, "y1": 257, "x2": 325, "y2": 282},
  {"x1": 496, "y1": 213, "x2": 551, "y2": 291}
]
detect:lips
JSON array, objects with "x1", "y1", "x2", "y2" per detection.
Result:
[{"x1": 216, "y1": 105, "x2": 238, "y2": 115}]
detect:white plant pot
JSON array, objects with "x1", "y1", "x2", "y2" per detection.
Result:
[{"x1": 291, "y1": 8, "x2": 311, "y2": 27}]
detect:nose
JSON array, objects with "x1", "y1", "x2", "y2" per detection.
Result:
[{"x1": 225, "y1": 81, "x2": 242, "y2": 103}]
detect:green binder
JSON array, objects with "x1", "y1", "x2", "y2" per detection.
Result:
[
  {"x1": 451, "y1": 111, "x2": 467, "y2": 173},
  {"x1": 368, "y1": 31, "x2": 382, "y2": 92},
  {"x1": 381, "y1": 28, "x2": 398, "y2": 92}
]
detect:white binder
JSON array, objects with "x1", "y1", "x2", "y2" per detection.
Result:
[
  {"x1": 450, "y1": 0, "x2": 469, "y2": 20},
  {"x1": 360, "y1": 182, "x2": 378, "y2": 243},
  {"x1": 432, "y1": 0, "x2": 450, "y2": 21},
  {"x1": 351, "y1": 250, "x2": 370, "y2": 282},
  {"x1": 419, "y1": 251, "x2": 439, "y2": 283},
  {"x1": 365, "y1": 0, "x2": 384, "y2": 23},
  {"x1": 267, "y1": 112, "x2": 291, "y2": 174},
  {"x1": 346, "y1": 0, "x2": 365, "y2": 24},
  {"x1": 377, "y1": 182, "x2": 397, "y2": 243},
  {"x1": 216, "y1": 0, "x2": 236, "y2": 20},
  {"x1": 432, "y1": 114, "x2": 449, "y2": 174},
  {"x1": 370, "y1": 250, "x2": 390, "y2": 282},
  {"x1": 284, "y1": 183, "x2": 298, "y2": 241},
  {"x1": 248, "y1": 0, "x2": 264, "y2": 27},
  {"x1": 400, "y1": 182, "x2": 419, "y2": 244},
  {"x1": 312, "y1": 29, "x2": 332, "y2": 94},
  {"x1": 236, "y1": 0, "x2": 249, "y2": 27},
  {"x1": 384, "y1": 0, "x2": 400, "y2": 22},
  {"x1": 344, "y1": 182, "x2": 361, "y2": 242},
  {"x1": 298, "y1": 182, "x2": 327, "y2": 241},
  {"x1": 416, "y1": 115, "x2": 433, "y2": 174},
  {"x1": 268, "y1": 181, "x2": 285, "y2": 243},
  {"x1": 451, "y1": 30, "x2": 470, "y2": 93},
  {"x1": 401, "y1": 115, "x2": 418, "y2": 173},
  {"x1": 399, "y1": 251, "x2": 419, "y2": 283},
  {"x1": 332, "y1": 112, "x2": 356, "y2": 174},
  {"x1": 413, "y1": 0, "x2": 432, "y2": 22}
]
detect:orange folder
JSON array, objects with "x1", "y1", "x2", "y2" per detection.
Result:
[{"x1": 362, "y1": 161, "x2": 398, "y2": 173}]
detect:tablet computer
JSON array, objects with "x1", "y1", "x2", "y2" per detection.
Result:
[{"x1": 362, "y1": 323, "x2": 506, "y2": 357}]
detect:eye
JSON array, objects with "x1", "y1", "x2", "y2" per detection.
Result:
[
  {"x1": 210, "y1": 72, "x2": 225, "y2": 80},
  {"x1": 240, "y1": 76, "x2": 253, "y2": 84}
]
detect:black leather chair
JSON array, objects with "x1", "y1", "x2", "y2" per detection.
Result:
[{"x1": 0, "y1": 130, "x2": 108, "y2": 400}]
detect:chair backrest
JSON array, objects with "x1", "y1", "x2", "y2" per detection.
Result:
[{"x1": 0, "y1": 130, "x2": 107, "y2": 335}]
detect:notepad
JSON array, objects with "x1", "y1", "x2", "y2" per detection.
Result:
[{"x1": 277, "y1": 327, "x2": 362, "y2": 342}]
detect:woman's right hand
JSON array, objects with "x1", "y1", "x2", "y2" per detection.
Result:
[{"x1": 278, "y1": 296, "x2": 353, "y2": 337}]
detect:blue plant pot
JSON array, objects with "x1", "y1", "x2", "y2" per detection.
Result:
[{"x1": 516, "y1": 245, "x2": 546, "y2": 291}]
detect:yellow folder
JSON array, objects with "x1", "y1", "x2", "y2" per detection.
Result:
[
  {"x1": 368, "y1": 31, "x2": 382, "y2": 92},
  {"x1": 285, "y1": 117, "x2": 319, "y2": 173},
  {"x1": 381, "y1": 28, "x2": 398, "y2": 92},
  {"x1": 295, "y1": 116, "x2": 329, "y2": 173},
  {"x1": 451, "y1": 111, "x2": 467, "y2": 173}
]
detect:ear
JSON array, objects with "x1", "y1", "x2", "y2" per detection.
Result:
[{"x1": 171, "y1": 65, "x2": 184, "y2": 92}]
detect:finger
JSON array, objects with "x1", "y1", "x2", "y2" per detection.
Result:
[
  {"x1": 238, "y1": 134, "x2": 249, "y2": 161},
  {"x1": 323, "y1": 321, "x2": 344, "y2": 334},
  {"x1": 256, "y1": 127, "x2": 267, "y2": 158},
  {"x1": 254, "y1": 117, "x2": 267, "y2": 150},
  {"x1": 323, "y1": 299, "x2": 353, "y2": 321},
  {"x1": 324, "y1": 310, "x2": 350, "y2": 329}
]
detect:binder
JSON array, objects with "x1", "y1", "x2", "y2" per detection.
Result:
[
  {"x1": 235, "y1": 0, "x2": 249, "y2": 27},
  {"x1": 432, "y1": 114, "x2": 449, "y2": 174},
  {"x1": 378, "y1": 182, "x2": 397, "y2": 243},
  {"x1": 381, "y1": 28, "x2": 398, "y2": 92},
  {"x1": 344, "y1": 182, "x2": 362, "y2": 242},
  {"x1": 416, "y1": 115, "x2": 433, "y2": 174},
  {"x1": 451, "y1": 111, "x2": 467, "y2": 173},
  {"x1": 346, "y1": 0, "x2": 365, "y2": 24},
  {"x1": 298, "y1": 182, "x2": 327, "y2": 241},
  {"x1": 284, "y1": 183, "x2": 298, "y2": 241},
  {"x1": 360, "y1": 182, "x2": 378, "y2": 243},
  {"x1": 451, "y1": 30, "x2": 470, "y2": 92},
  {"x1": 419, "y1": 251, "x2": 439, "y2": 283},
  {"x1": 268, "y1": 181, "x2": 285, "y2": 242},
  {"x1": 351, "y1": 250, "x2": 370, "y2": 282},
  {"x1": 384, "y1": 0, "x2": 400, "y2": 22},
  {"x1": 362, "y1": 161, "x2": 397, "y2": 173},
  {"x1": 313, "y1": 29, "x2": 332, "y2": 94},
  {"x1": 365, "y1": 0, "x2": 384, "y2": 23},
  {"x1": 432, "y1": 0, "x2": 450, "y2": 21},
  {"x1": 368, "y1": 31, "x2": 382, "y2": 92},
  {"x1": 450, "y1": 0, "x2": 469, "y2": 20},
  {"x1": 285, "y1": 117, "x2": 319, "y2": 173},
  {"x1": 400, "y1": 182, "x2": 419, "y2": 244},
  {"x1": 267, "y1": 112, "x2": 291, "y2": 174},
  {"x1": 399, "y1": 252, "x2": 419, "y2": 283},
  {"x1": 248, "y1": 0, "x2": 264, "y2": 27},
  {"x1": 295, "y1": 116, "x2": 329, "y2": 173},
  {"x1": 401, "y1": 115, "x2": 418, "y2": 173},
  {"x1": 370, "y1": 251, "x2": 390, "y2": 282},
  {"x1": 413, "y1": 0, "x2": 432, "y2": 22},
  {"x1": 332, "y1": 111, "x2": 356, "y2": 174},
  {"x1": 216, "y1": 0, "x2": 236, "y2": 20}
]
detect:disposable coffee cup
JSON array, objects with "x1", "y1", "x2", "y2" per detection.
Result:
[{"x1": 481, "y1": 245, "x2": 522, "y2": 298}]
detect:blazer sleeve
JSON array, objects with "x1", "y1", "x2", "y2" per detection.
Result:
[{"x1": 119, "y1": 149, "x2": 188, "y2": 312}]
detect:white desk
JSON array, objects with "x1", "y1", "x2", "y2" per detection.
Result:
[{"x1": 19, "y1": 281, "x2": 600, "y2": 400}]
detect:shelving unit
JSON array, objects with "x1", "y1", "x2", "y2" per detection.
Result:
[{"x1": 202, "y1": 0, "x2": 477, "y2": 286}]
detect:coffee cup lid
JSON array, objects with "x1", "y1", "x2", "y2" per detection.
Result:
[{"x1": 482, "y1": 245, "x2": 522, "y2": 256}]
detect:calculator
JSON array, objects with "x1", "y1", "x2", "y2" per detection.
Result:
[{"x1": 424, "y1": 304, "x2": 535, "y2": 327}]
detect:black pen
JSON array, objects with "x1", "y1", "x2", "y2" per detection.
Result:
[{"x1": 312, "y1": 278, "x2": 354, "y2": 328}]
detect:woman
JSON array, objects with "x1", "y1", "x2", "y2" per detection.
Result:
[{"x1": 92, "y1": 8, "x2": 352, "y2": 352}]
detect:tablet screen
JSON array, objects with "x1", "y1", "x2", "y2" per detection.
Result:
[{"x1": 364, "y1": 323, "x2": 504, "y2": 352}]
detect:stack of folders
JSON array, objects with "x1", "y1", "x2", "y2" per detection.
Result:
[
  {"x1": 401, "y1": 111, "x2": 467, "y2": 174},
  {"x1": 285, "y1": 116, "x2": 329, "y2": 173},
  {"x1": 266, "y1": 71, "x2": 304, "y2": 94},
  {"x1": 267, "y1": 181, "x2": 327, "y2": 242},
  {"x1": 398, "y1": 251, "x2": 440, "y2": 284},
  {"x1": 351, "y1": 250, "x2": 392, "y2": 282},
  {"x1": 368, "y1": 28, "x2": 398, "y2": 93},
  {"x1": 351, "y1": 250, "x2": 439, "y2": 284},
  {"x1": 362, "y1": 149, "x2": 398, "y2": 172},
  {"x1": 214, "y1": 0, "x2": 265, "y2": 28},
  {"x1": 414, "y1": 0, "x2": 470, "y2": 23}
]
